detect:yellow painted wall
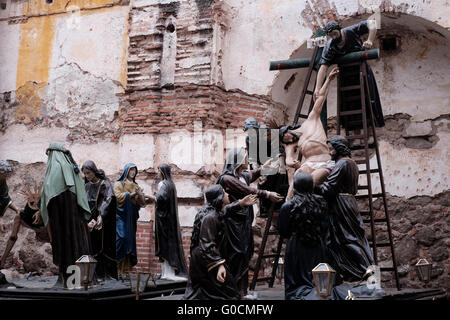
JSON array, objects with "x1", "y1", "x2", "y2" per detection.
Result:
[
  {"x1": 22, "y1": 0, "x2": 121, "y2": 16},
  {"x1": 14, "y1": 0, "x2": 129, "y2": 122}
]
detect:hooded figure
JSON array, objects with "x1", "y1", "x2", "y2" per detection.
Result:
[
  {"x1": 315, "y1": 135, "x2": 375, "y2": 282},
  {"x1": 114, "y1": 163, "x2": 145, "y2": 278},
  {"x1": 82, "y1": 160, "x2": 117, "y2": 280},
  {"x1": 184, "y1": 185, "x2": 241, "y2": 300},
  {"x1": 155, "y1": 164, "x2": 188, "y2": 279},
  {"x1": 39, "y1": 143, "x2": 92, "y2": 286},
  {"x1": 278, "y1": 172, "x2": 329, "y2": 300},
  {"x1": 216, "y1": 148, "x2": 274, "y2": 297}
]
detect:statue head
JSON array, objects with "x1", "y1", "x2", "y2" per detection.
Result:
[
  {"x1": 205, "y1": 184, "x2": 229, "y2": 210},
  {"x1": 326, "y1": 21, "x2": 342, "y2": 41},
  {"x1": 243, "y1": 117, "x2": 260, "y2": 132},
  {"x1": 293, "y1": 171, "x2": 314, "y2": 194},
  {"x1": 327, "y1": 135, "x2": 351, "y2": 160}
]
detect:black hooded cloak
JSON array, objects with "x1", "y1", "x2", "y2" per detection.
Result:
[
  {"x1": 315, "y1": 136, "x2": 375, "y2": 282},
  {"x1": 278, "y1": 173, "x2": 329, "y2": 300},
  {"x1": 155, "y1": 164, "x2": 188, "y2": 276},
  {"x1": 216, "y1": 148, "x2": 269, "y2": 293},
  {"x1": 82, "y1": 160, "x2": 117, "y2": 280},
  {"x1": 184, "y1": 185, "x2": 240, "y2": 300}
]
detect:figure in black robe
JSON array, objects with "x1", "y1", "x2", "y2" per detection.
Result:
[
  {"x1": 216, "y1": 148, "x2": 283, "y2": 298},
  {"x1": 184, "y1": 185, "x2": 242, "y2": 300},
  {"x1": 39, "y1": 143, "x2": 92, "y2": 287},
  {"x1": 320, "y1": 20, "x2": 384, "y2": 128},
  {"x1": 82, "y1": 160, "x2": 117, "y2": 280},
  {"x1": 278, "y1": 172, "x2": 329, "y2": 300},
  {"x1": 155, "y1": 164, "x2": 188, "y2": 278},
  {"x1": 315, "y1": 135, "x2": 374, "y2": 282}
]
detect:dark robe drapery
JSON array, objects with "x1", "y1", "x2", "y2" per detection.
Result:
[
  {"x1": 47, "y1": 190, "x2": 92, "y2": 276},
  {"x1": 217, "y1": 167, "x2": 268, "y2": 288},
  {"x1": 320, "y1": 21, "x2": 384, "y2": 128},
  {"x1": 278, "y1": 173, "x2": 330, "y2": 300},
  {"x1": 184, "y1": 191, "x2": 241, "y2": 300},
  {"x1": 0, "y1": 179, "x2": 12, "y2": 217},
  {"x1": 155, "y1": 164, "x2": 188, "y2": 276},
  {"x1": 316, "y1": 158, "x2": 375, "y2": 282},
  {"x1": 85, "y1": 179, "x2": 117, "y2": 279}
]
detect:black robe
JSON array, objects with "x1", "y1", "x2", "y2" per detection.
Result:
[
  {"x1": 155, "y1": 167, "x2": 188, "y2": 276},
  {"x1": 217, "y1": 169, "x2": 267, "y2": 285},
  {"x1": 85, "y1": 179, "x2": 117, "y2": 279},
  {"x1": 316, "y1": 158, "x2": 374, "y2": 282},
  {"x1": 0, "y1": 179, "x2": 11, "y2": 217},
  {"x1": 184, "y1": 201, "x2": 241, "y2": 300},
  {"x1": 278, "y1": 192, "x2": 329, "y2": 300},
  {"x1": 320, "y1": 21, "x2": 384, "y2": 128},
  {"x1": 47, "y1": 190, "x2": 92, "y2": 277}
]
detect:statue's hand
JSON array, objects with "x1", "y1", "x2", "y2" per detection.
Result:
[
  {"x1": 328, "y1": 66, "x2": 339, "y2": 80},
  {"x1": 32, "y1": 211, "x2": 42, "y2": 225},
  {"x1": 217, "y1": 265, "x2": 226, "y2": 283},
  {"x1": 95, "y1": 215, "x2": 103, "y2": 230},
  {"x1": 362, "y1": 40, "x2": 373, "y2": 49},
  {"x1": 239, "y1": 194, "x2": 258, "y2": 207},
  {"x1": 268, "y1": 192, "x2": 284, "y2": 203},
  {"x1": 88, "y1": 219, "x2": 96, "y2": 232}
]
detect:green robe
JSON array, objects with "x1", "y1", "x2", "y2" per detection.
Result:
[{"x1": 39, "y1": 143, "x2": 91, "y2": 226}]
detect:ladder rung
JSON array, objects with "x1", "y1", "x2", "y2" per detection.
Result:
[
  {"x1": 359, "y1": 210, "x2": 370, "y2": 216},
  {"x1": 355, "y1": 159, "x2": 367, "y2": 165},
  {"x1": 254, "y1": 277, "x2": 272, "y2": 283},
  {"x1": 340, "y1": 109, "x2": 363, "y2": 116},
  {"x1": 297, "y1": 114, "x2": 308, "y2": 119},
  {"x1": 262, "y1": 254, "x2": 279, "y2": 259},
  {"x1": 340, "y1": 85, "x2": 361, "y2": 91},
  {"x1": 343, "y1": 95, "x2": 361, "y2": 102},
  {"x1": 305, "y1": 90, "x2": 314, "y2": 95},
  {"x1": 363, "y1": 218, "x2": 387, "y2": 223},
  {"x1": 355, "y1": 193, "x2": 383, "y2": 199},
  {"x1": 358, "y1": 185, "x2": 369, "y2": 190},
  {"x1": 346, "y1": 135, "x2": 364, "y2": 140},
  {"x1": 359, "y1": 169, "x2": 379, "y2": 175}
]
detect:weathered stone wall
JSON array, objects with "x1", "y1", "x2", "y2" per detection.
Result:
[{"x1": 0, "y1": 0, "x2": 448, "y2": 294}]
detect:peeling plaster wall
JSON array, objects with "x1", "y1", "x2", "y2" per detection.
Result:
[
  {"x1": 221, "y1": 0, "x2": 450, "y2": 95},
  {"x1": 0, "y1": 1, "x2": 129, "y2": 144}
]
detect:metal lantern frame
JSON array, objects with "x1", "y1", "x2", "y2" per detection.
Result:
[
  {"x1": 415, "y1": 258, "x2": 432, "y2": 283},
  {"x1": 129, "y1": 271, "x2": 151, "y2": 300},
  {"x1": 312, "y1": 263, "x2": 336, "y2": 299},
  {"x1": 75, "y1": 255, "x2": 97, "y2": 291}
]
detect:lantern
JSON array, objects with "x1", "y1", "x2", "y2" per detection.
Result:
[
  {"x1": 75, "y1": 255, "x2": 97, "y2": 291},
  {"x1": 312, "y1": 263, "x2": 336, "y2": 299},
  {"x1": 129, "y1": 271, "x2": 151, "y2": 300},
  {"x1": 415, "y1": 259, "x2": 432, "y2": 282}
]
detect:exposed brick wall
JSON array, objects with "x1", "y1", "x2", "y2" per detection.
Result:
[
  {"x1": 134, "y1": 221, "x2": 192, "y2": 276},
  {"x1": 120, "y1": 85, "x2": 287, "y2": 134},
  {"x1": 127, "y1": 0, "x2": 227, "y2": 90}
]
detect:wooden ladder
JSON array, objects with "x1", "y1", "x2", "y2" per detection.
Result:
[
  {"x1": 336, "y1": 61, "x2": 400, "y2": 290},
  {"x1": 250, "y1": 46, "x2": 323, "y2": 290}
]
